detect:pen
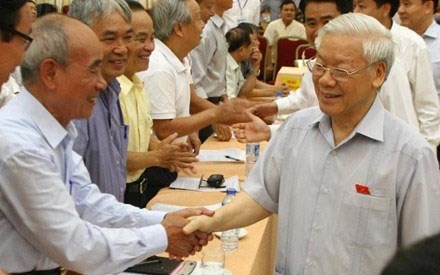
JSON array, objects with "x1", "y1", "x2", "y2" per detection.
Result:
[
  {"x1": 225, "y1": 155, "x2": 241, "y2": 162},
  {"x1": 140, "y1": 259, "x2": 161, "y2": 265},
  {"x1": 198, "y1": 174, "x2": 204, "y2": 189}
]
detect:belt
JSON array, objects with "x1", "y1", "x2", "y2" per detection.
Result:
[
  {"x1": 12, "y1": 267, "x2": 61, "y2": 275},
  {"x1": 126, "y1": 174, "x2": 148, "y2": 194}
]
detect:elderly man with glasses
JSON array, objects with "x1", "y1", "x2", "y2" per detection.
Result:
[
  {"x1": 184, "y1": 13, "x2": 440, "y2": 275},
  {"x1": 236, "y1": 0, "x2": 439, "y2": 156}
]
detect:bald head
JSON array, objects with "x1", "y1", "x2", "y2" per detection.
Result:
[
  {"x1": 21, "y1": 13, "x2": 100, "y2": 85},
  {"x1": 21, "y1": 13, "x2": 106, "y2": 126}
]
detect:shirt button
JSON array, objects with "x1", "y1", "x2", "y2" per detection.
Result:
[
  {"x1": 116, "y1": 160, "x2": 120, "y2": 165},
  {"x1": 322, "y1": 188, "x2": 329, "y2": 194},
  {"x1": 313, "y1": 225, "x2": 321, "y2": 231},
  {"x1": 305, "y1": 259, "x2": 313, "y2": 268}
]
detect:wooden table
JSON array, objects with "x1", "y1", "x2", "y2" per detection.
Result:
[{"x1": 148, "y1": 137, "x2": 277, "y2": 275}]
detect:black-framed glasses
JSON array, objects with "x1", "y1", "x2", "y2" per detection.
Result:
[
  {"x1": 306, "y1": 58, "x2": 375, "y2": 83},
  {"x1": 1, "y1": 26, "x2": 33, "y2": 49}
]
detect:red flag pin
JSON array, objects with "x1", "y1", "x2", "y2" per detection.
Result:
[{"x1": 355, "y1": 184, "x2": 370, "y2": 195}]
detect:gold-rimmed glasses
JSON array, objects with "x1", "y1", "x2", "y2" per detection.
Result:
[{"x1": 306, "y1": 58, "x2": 375, "y2": 82}]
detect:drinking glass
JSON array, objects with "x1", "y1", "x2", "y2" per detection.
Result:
[{"x1": 201, "y1": 245, "x2": 225, "y2": 275}]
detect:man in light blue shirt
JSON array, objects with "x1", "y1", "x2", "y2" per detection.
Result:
[
  {"x1": 184, "y1": 13, "x2": 440, "y2": 275},
  {"x1": 69, "y1": 0, "x2": 132, "y2": 202},
  {"x1": 0, "y1": 14, "x2": 211, "y2": 275}
]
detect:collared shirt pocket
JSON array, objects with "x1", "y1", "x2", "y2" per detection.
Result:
[{"x1": 337, "y1": 191, "x2": 393, "y2": 247}]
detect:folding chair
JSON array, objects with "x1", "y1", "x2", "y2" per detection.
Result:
[
  {"x1": 273, "y1": 36, "x2": 309, "y2": 81},
  {"x1": 295, "y1": 43, "x2": 317, "y2": 61},
  {"x1": 294, "y1": 43, "x2": 317, "y2": 67},
  {"x1": 257, "y1": 36, "x2": 269, "y2": 82}
]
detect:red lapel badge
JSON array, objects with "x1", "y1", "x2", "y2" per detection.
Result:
[{"x1": 355, "y1": 183, "x2": 371, "y2": 195}]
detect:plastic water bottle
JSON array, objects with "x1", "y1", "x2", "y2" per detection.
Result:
[
  {"x1": 276, "y1": 91, "x2": 283, "y2": 99},
  {"x1": 274, "y1": 91, "x2": 283, "y2": 123},
  {"x1": 245, "y1": 143, "x2": 260, "y2": 176},
  {"x1": 221, "y1": 188, "x2": 239, "y2": 252}
]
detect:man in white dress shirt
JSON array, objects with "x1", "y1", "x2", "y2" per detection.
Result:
[
  {"x1": 238, "y1": 0, "x2": 440, "y2": 154},
  {"x1": 398, "y1": 0, "x2": 440, "y2": 101},
  {"x1": 223, "y1": 0, "x2": 261, "y2": 31},
  {"x1": 138, "y1": 0, "x2": 251, "y2": 152},
  {"x1": 184, "y1": 13, "x2": 440, "y2": 275},
  {"x1": 264, "y1": 0, "x2": 307, "y2": 66},
  {"x1": 354, "y1": 0, "x2": 440, "y2": 152}
]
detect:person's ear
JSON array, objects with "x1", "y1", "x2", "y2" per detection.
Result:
[
  {"x1": 423, "y1": 0, "x2": 434, "y2": 14},
  {"x1": 39, "y1": 59, "x2": 59, "y2": 90},
  {"x1": 380, "y1": 3, "x2": 392, "y2": 19},
  {"x1": 173, "y1": 23, "x2": 184, "y2": 38},
  {"x1": 372, "y1": 62, "x2": 386, "y2": 89},
  {"x1": 238, "y1": 45, "x2": 245, "y2": 55}
]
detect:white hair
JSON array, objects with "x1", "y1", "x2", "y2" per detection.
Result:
[
  {"x1": 21, "y1": 14, "x2": 70, "y2": 85},
  {"x1": 152, "y1": 0, "x2": 192, "y2": 41},
  {"x1": 68, "y1": 0, "x2": 131, "y2": 27},
  {"x1": 315, "y1": 13, "x2": 395, "y2": 77}
]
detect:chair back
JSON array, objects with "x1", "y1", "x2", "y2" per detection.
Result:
[
  {"x1": 257, "y1": 36, "x2": 269, "y2": 82},
  {"x1": 295, "y1": 44, "x2": 317, "y2": 61},
  {"x1": 274, "y1": 36, "x2": 309, "y2": 80}
]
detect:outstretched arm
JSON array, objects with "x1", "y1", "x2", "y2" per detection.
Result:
[
  {"x1": 232, "y1": 113, "x2": 272, "y2": 143},
  {"x1": 183, "y1": 191, "x2": 271, "y2": 235}
]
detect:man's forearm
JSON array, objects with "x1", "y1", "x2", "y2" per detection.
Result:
[{"x1": 206, "y1": 191, "x2": 271, "y2": 232}]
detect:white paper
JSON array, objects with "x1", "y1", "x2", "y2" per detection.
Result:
[
  {"x1": 198, "y1": 148, "x2": 245, "y2": 162},
  {"x1": 169, "y1": 175, "x2": 240, "y2": 192}
]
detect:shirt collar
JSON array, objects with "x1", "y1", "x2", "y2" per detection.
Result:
[
  {"x1": 19, "y1": 88, "x2": 77, "y2": 149},
  {"x1": 210, "y1": 14, "x2": 225, "y2": 29},
  {"x1": 154, "y1": 38, "x2": 188, "y2": 73},
  {"x1": 310, "y1": 95, "x2": 384, "y2": 143},
  {"x1": 118, "y1": 75, "x2": 134, "y2": 97},
  {"x1": 424, "y1": 20, "x2": 440, "y2": 39},
  {"x1": 118, "y1": 75, "x2": 144, "y2": 97},
  {"x1": 227, "y1": 53, "x2": 240, "y2": 71}
]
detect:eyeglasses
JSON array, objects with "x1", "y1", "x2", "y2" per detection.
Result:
[
  {"x1": 1, "y1": 26, "x2": 33, "y2": 49},
  {"x1": 306, "y1": 59, "x2": 375, "y2": 82}
]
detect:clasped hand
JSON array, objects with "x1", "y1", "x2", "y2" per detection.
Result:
[{"x1": 161, "y1": 207, "x2": 214, "y2": 259}]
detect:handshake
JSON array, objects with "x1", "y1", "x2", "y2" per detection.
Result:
[{"x1": 161, "y1": 207, "x2": 216, "y2": 259}]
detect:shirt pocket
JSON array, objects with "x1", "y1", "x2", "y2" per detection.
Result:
[
  {"x1": 337, "y1": 191, "x2": 392, "y2": 247},
  {"x1": 274, "y1": 267, "x2": 285, "y2": 275}
]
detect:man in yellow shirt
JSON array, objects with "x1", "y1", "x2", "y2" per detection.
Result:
[{"x1": 118, "y1": 1, "x2": 198, "y2": 207}]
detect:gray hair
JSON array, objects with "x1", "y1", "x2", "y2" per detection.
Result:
[
  {"x1": 152, "y1": 0, "x2": 192, "y2": 41},
  {"x1": 315, "y1": 13, "x2": 395, "y2": 77},
  {"x1": 21, "y1": 14, "x2": 70, "y2": 85},
  {"x1": 68, "y1": 0, "x2": 131, "y2": 27}
]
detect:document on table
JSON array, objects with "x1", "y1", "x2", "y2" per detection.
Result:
[
  {"x1": 198, "y1": 148, "x2": 245, "y2": 162},
  {"x1": 170, "y1": 175, "x2": 240, "y2": 192}
]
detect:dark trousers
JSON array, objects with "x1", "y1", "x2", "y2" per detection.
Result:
[
  {"x1": 12, "y1": 268, "x2": 61, "y2": 275},
  {"x1": 198, "y1": 96, "x2": 223, "y2": 143},
  {"x1": 124, "y1": 167, "x2": 177, "y2": 208}
]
